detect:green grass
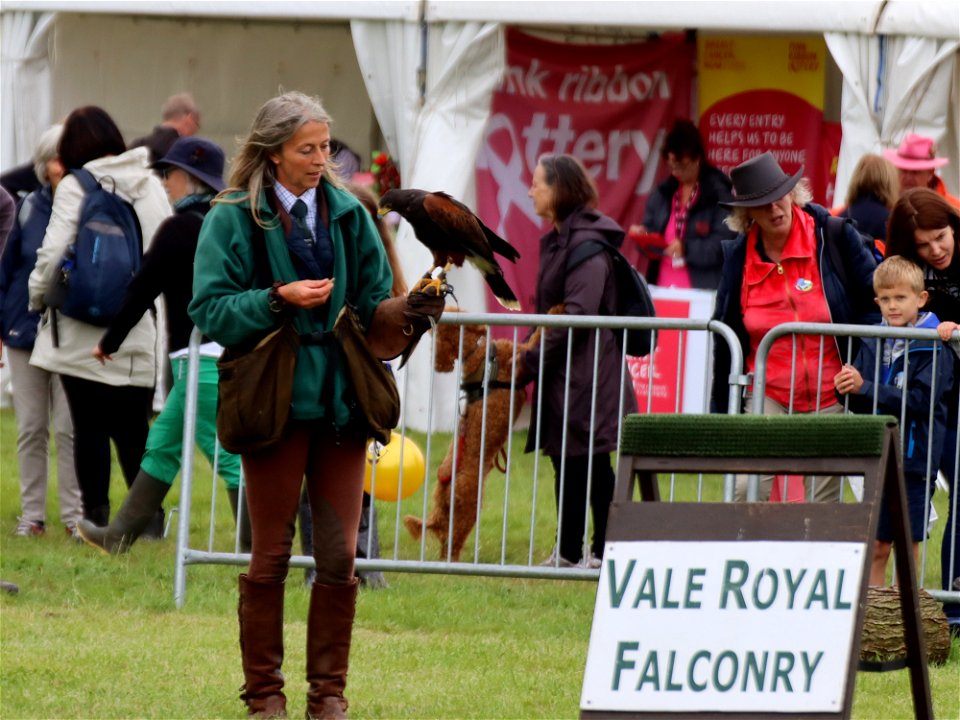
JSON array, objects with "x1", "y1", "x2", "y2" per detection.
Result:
[{"x1": 1, "y1": 408, "x2": 958, "y2": 719}]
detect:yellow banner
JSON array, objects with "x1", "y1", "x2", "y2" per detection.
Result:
[{"x1": 698, "y1": 35, "x2": 826, "y2": 112}]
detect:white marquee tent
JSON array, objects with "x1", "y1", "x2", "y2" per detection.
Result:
[{"x1": 2, "y1": 0, "x2": 958, "y2": 426}]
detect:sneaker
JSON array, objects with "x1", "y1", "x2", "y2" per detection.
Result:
[
  {"x1": 538, "y1": 546, "x2": 577, "y2": 568},
  {"x1": 64, "y1": 524, "x2": 83, "y2": 543},
  {"x1": 14, "y1": 518, "x2": 45, "y2": 537}
]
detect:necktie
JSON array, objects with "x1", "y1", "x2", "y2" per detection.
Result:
[{"x1": 290, "y1": 199, "x2": 314, "y2": 244}]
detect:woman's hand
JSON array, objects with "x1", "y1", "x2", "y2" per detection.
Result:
[
  {"x1": 937, "y1": 321, "x2": 959, "y2": 342},
  {"x1": 92, "y1": 345, "x2": 112, "y2": 365},
  {"x1": 277, "y1": 279, "x2": 334, "y2": 309},
  {"x1": 834, "y1": 363, "x2": 863, "y2": 395},
  {"x1": 629, "y1": 224, "x2": 648, "y2": 235},
  {"x1": 664, "y1": 239, "x2": 683, "y2": 260}
]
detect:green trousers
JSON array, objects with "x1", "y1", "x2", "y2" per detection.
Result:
[{"x1": 141, "y1": 354, "x2": 241, "y2": 490}]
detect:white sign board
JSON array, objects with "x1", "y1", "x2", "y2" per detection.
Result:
[{"x1": 581, "y1": 540, "x2": 865, "y2": 714}]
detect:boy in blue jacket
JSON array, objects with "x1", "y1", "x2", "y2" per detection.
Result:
[{"x1": 835, "y1": 256, "x2": 954, "y2": 585}]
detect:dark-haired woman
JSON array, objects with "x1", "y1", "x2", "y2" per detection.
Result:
[
  {"x1": 76, "y1": 136, "x2": 245, "y2": 554},
  {"x1": 519, "y1": 153, "x2": 637, "y2": 568},
  {"x1": 27, "y1": 106, "x2": 171, "y2": 527},
  {"x1": 886, "y1": 187, "x2": 960, "y2": 636},
  {"x1": 631, "y1": 119, "x2": 735, "y2": 289}
]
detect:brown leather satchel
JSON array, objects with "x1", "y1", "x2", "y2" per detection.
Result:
[
  {"x1": 332, "y1": 304, "x2": 400, "y2": 445},
  {"x1": 216, "y1": 321, "x2": 300, "y2": 454}
]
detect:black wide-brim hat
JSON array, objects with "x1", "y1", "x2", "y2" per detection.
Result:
[
  {"x1": 719, "y1": 151, "x2": 803, "y2": 209},
  {"x1": 152, "y1": 136, "x2": 225, "y2": 192}
]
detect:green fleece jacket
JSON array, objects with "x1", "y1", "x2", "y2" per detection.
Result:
[{"x1": 188, "y1": 180, "x2": 392, "y2": 429}]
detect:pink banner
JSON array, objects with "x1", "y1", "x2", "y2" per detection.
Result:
[{"x1": 475, "y1": 29, "x2": 694, "y2": 314}]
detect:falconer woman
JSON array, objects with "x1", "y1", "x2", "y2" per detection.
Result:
[{"x1": 189, "y1": 91, "x2": 441, "y2": 719}]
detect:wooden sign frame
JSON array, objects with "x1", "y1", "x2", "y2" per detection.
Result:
[{"x1": 580, "y1": 418, "x2": 932, "y2": 720}]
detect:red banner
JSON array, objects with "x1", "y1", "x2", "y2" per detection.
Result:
[
  {"x1": 476, "y1": 29, "x2": 694, "y2": 314},
  {"x1": 628, "y1": 298, "x2": 689, "y2": 413}
]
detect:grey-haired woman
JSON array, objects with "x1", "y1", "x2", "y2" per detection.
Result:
[
  {"x1": 189, "y1": 91, "x2": 441, "y2": 719},
  {"x1": 0, "y1": 124, "x2": 82, "y2": 537}
]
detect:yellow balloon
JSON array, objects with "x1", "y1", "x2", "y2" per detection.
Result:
[{"x1": 363, "y1": 432, "x2": 426, "y2": 501}]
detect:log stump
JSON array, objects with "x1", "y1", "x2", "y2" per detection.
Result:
[{"x1": 860, "y1": 586, "x2": 951, "y2": 666}]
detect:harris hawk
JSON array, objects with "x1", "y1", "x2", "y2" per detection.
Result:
[{"x1": 378, "y1": 189, "x2": 521, "y2": 310}]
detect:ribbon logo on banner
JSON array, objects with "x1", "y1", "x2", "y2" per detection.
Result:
[
  {"x1": 475, "y1": 29, "x2": 694, "y2": 314},
  {"x1": 475, "y1": 114, "x2": 542, "y2": 239}
]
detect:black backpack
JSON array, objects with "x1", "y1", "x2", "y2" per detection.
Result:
[
  {"x1": 823, "y1": 214, "x2": 883, "y2": 323},
  {"x1": 566, "y1": 238, "x2": 656, "y2": 357},
  {"x1": 46, "y1": 169, "x2": 142, "y2": 326},
  {"x1": 824, "y1": 215, "x2": 884, "y2": 275}
]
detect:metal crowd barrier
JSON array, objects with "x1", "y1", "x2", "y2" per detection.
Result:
[
  {"x1": 173, "y1": 314, "x2": 743, "y2": 607},
  {"x1": 750, "y1": 321, "x2": 959, "y2": 606}
]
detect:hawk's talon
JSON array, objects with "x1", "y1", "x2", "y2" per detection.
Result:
[{"x1": 411, "y1": 275, "x2": 449, "y2": 298}]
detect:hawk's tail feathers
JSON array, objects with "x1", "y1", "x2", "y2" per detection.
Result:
[{"x1": 484, "y1": 271, "x2": 521, "y2": 311}]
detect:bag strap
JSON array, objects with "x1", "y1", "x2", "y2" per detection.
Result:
[
  {"x1": 249, "y1": 218, "x2": 275, "y2": 290},
  {"x1": 825, "y1": 215, "x2": 849, "y2": 289},
  {"x1": 566, "y1": 238, "x2": 614, "y2": 271},
  {"x1": 69, "y1": 168, "x2": 99, "y2": 194}
]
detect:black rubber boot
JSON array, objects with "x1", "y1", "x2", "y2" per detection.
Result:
[
  {"x1": 356, "y1": 494, "x2": 387, "y2": 590},
  {"x1": 227, "y1": 487, "x2": 253, "y2": 554},
  {"x1": 139, "y1": 507, "x2": 166, "y2": 541},
  {"x1": 85, "y1": 503, "x2": 111, "y2": 528},
  {"x1": 77, "y1": 470, "x2": 171, "y2": 554},
  {"x1": 299, "y1": 487, "x2": 316, "y2": 587}
]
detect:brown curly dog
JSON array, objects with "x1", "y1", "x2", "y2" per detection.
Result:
[{"x1": 404, "y1": 309, "x2": 558, "y2": 561}]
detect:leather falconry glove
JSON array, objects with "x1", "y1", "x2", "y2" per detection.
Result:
[{"x1": 365, "y1": 293, "x2": 445, "y2": 365}]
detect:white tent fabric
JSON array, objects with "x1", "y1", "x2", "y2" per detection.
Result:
[
  {"x1": 428, "y1": 0, "x2": 885, "y2": 34},
  {"x1": 827, "y1": 32, "x2": 960, "y2": 202},
  {"x1": 352, "y1": 19, "x2": 505, "y2": 430},
  {"x1": 350, "y1": 20, "x2": 422, "y2": 183},
  {"x1": 0, "y1": 10, "x2": 55, "y2": 168},
  {"x1": 2, "y1": 1, "x2": 957, "y2": 421}
]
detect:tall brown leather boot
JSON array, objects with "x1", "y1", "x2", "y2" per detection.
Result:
[
  {"x1": 238, "y1": 574, "x2": 288, "y2": 718},
  {"x1": 305, "y1": 579, "x2": 359, "y2": 720}
]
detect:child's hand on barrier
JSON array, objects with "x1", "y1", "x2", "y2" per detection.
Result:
[
  {"x1": 834, "y1": 363, "x2": 863, "y2": 395},
  {"x1": 937, "y1": 321, "x2": 959, "y2": 343}
]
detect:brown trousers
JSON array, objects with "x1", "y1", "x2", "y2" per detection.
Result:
[{"x1": 242, "y1": 422, "x2": 366, "y2": 585}]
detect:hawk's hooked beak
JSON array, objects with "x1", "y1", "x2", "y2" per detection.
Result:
[{"x1": 377, "y1": 206, "x2": 390, "y2": 218}]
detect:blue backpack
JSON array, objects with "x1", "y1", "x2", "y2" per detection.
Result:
[{"x1": 50, "y1": 169, "x2": 142, "y2": 326}]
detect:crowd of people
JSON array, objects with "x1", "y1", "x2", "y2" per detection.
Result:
[{"x1": 2, "y1": 89, "x2": 959, "y2": 718}]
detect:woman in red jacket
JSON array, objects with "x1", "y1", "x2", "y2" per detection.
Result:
[{"x1": 711, "y1": 152, "x2": 878, "y2": 502}]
